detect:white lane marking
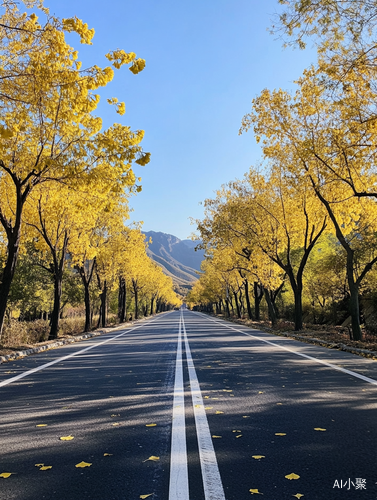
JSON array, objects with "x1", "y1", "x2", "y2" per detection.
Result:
[
  {"x1": 194, "y1": 311, "x2": 377, "y2": 386},
  {"x1": 181, "y1": 312, "x2": 226, "y2": 500},
  {"x1": 168, "y1": 315, "x2": 189, "y2": 500},
  {"x1": 0, "y1": 315, "x2": 167, "y2": 388}
]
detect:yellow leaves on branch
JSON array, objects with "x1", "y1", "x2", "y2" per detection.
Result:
[{"x1": 62, "y1": 17, "x2": 95, "y2": 44}]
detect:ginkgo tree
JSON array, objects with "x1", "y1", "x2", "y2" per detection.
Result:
[{"x1": 0, "y1": 1, "x2": 149, "y2": 339}]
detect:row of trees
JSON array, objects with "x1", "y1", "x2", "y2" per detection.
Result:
[
  {"x1": 187, "y1": 0, "x2": 377, "y2": 341},
  {"x1": 0, "y1": 0, "x2": 179, "y2": 341}
]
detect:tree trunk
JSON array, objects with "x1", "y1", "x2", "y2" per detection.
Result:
[
  {"x1": 254, "y1": 282, "x2": 263, "y2": 320},
  {"x1": 0, "y1": 233, "x2": 20, "y2": 338},
  {"x1": 77, "y1": 259, "x2": 96, "y2": 333},
  {"x1": 244, "y1": 279, "x2": 254, "y2": 320},
  {"x1": 233, "y1": 291, "x2": 242, "y2": 318},
  {"x1": 100, "y1": 280, "x2": 107, "y2": 328},
  {"x1": 347, "y1": 252, "x2": 361, "y2": 341},
  {"x1": 225, "y1": 298, "x2": 230, "y2": 317},
  {"x1": 150, "y1": 297, "x2": 155, "y2": 315},
  {"x1": 49, "y1": 276, "x2": 63, "y2": 340},
  {"x1": 264, "y1": 288, "x2": 277, "y2": 326},
  {"x1": 133, "y1": 280, "x2": 139, "y2": 319},
  {"x1": 118, "y1": 276, "x2": 126, "y2": 323}
]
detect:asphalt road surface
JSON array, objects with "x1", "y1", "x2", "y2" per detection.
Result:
[{"x1": 1, "y1": 310, "x2": 377, "y2": 500}]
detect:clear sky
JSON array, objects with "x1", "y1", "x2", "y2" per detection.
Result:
[{"x1": 45, "y1": 0, "x2": 316, "y2": 240}]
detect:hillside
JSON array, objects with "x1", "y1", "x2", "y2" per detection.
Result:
[{"x1": 144, "y1": 231, "x2": 204, "y2": 290}]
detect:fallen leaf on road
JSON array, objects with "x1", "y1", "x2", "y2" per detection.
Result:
[
  {"x1": 252, "y1": 456, "x2": 265, "y2": 460},
  {"x1": 216, "y1": 411, "x2": 224, "y2": 414},
  {"x1": 275, "y1": 433, "x2": 286, "y2": 436},
  {"x1": 111, "y1": 414, "x2": 120, "y2": 417},
  {"x1": 285, "y1": 473, "x2": 300, "y2": 480},
  {"x1": 194, "y1": 405, "x2": 201, "y2": 408},
  {"x1": 277, "y1": 403, "x2": 283, "y2": 405},
  {"x1": 0, "y1": 473, "x2": 14, "y2": 478},
  {"x1": 204, "y1": 407, "x2": 213, "y2": 410},
  {"x1": 204, "y1": 396, "x2": 209, "y2": 399},
  {"x1": 140, "y1": 495, "x2": 153, "y2": 499},
  {"x1": 223, "y1": 389, "x2": 232, "y2": 392},
  {"x1": 60, "y1": 435, "x2": 74, "y2": 441},
  {"x1": 212, "y1": 435, "x2": 222, "y2": 438},
  {"x1": 143, "y1": 456, "x2": 159, "y2": 462},
  {"x1": 39, "y1": 466, "x2": 52, "y2": 470},
  {"x1": 36, "y1": 424, "x2": 47, "y2": 427},
  {"x1": 232, "y1": 430, "x2": 242, "y2": 433},
  {"x1": 243, "y1": 416, "x2": 250, "y2": 418},
  {"x1": 258, "y1": 392, "x2": 264, "y2": 394},
  {"x1": 293, "y1": 495, "x2": 304, "y2": 499},
  {"x1": 236, "y1": 434, "x2": 242, "y2": 438},
  {"x1": 35, "y1": 464, "x2": 44, "y2": 467},
  {"x1": 314, "y1": 428, "x2": 326, "y2": 431},
  {"x1": 112, "y1": 423, "x2": 120, "y2": 426},
  {"x1": 249, "y1": 488, "x2": 263, "y2": 495},
  {"x1": 103, "y1": 453, "x2": 113, "y2": 457},
  {"x1": 75, "y1": 462, "x2": 92, "y2": 468},
  {"x1": 146, "y1": 424, "x2": 156, "y2": 427}
]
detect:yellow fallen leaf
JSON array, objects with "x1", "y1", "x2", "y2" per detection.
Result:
[
  {"x1": 285, "y1": 473, "x2": 300, "y2": 480},
  {"x1": 293, "y1": 495, "x2": 304, "y2": 499},
  {"x1": 249, "y1": 488, "x2": 263, "y2": 495},
  {"x1": 232, "y1": 430, "x2": 242, "y2": 433},
  {"x1": 236, "y1": 434, "x2": 242, "y2": 438},
  {"x1": 103, "y1": 453, "x2": 113, "y2": 457},
  {"x1": 143, "y1": 456, "x2": 160, "y2": 462},
  {"x1": 206, "y1": 365, "x2": 212, "y2": 367},
  {"x1": 258, "y1": 391, "x2": 264, "y2": 394},
  {"x1": 140, "y1": 495, "x2": 153, "y2": 499},
  {"x1": 230, "y1": 394, "x2": 235, "y2": 396},
  {"x1": 275, "y1": 433, "x2": 286, "y2": 436},
  {"x1": 60, "y1": 435, "x2": 74, "y2": 441},
  {"x1": 36, "y1": 424, "x2": 47, "y2": 427},
  {"x1": 243, "y1": 416, "x2": 250, "y2": 418},
  {"x1": 194, "y1": 405, "x2": 201, "y2": 408},
  {"x1": 112, "y1": 423, "x2": 120, "y2": 426},
  {"x1": 39, "y1": 466, "x2": 52, "y2": 470},
  {"x1": 277, "y1": 403, "x2": 283, "y2": 405},
  {"x1": 111, "y1": 414, "x2": 120, "y2": 417},
  {"x1": 204, "y1": 396, "x2": 209, "y2": 399},
  {"x1": 0, "y1": 473, "x2": 14, "y2": 478},
  {"x1": 212, "y1": 397, "x2": 219, "y2": 400},
  {"x1": 204, "y1": 407, "x2": 213, "y2": 410},
  {"x1": 216, "y1": 411, "x2": 224, "y2": 414},
  {"x1": 212, "y1": 435, "x2": 222, "y2": 438},
  {"x1": 35, "y1": 464, "x2": 44, "y2": 467},
  {"x1": 252, "y1": 455, "x2": 265, "y2": 459},
  {"x1": 223, "y1": 389, "x2": 232, "y2": 392},
  {"x1": 314, "y1": 428, "x2": 326, "y2": 431},
  {"x1": 146, "y1": 424, "x2": 156, "y2": 427},
  {"x1": 75, "y1": 461, "x2": 92, "y2": 468}
]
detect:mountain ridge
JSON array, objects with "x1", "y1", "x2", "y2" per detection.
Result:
[{"x1": 144, "y1": 231, "x2": 204, "y2": 290}]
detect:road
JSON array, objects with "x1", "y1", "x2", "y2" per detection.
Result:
[{"x1": 1, "y1": 310, "x2": 377, "y2": 499}]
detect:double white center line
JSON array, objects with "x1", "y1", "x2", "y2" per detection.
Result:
[{"x1": 169, "y1": 312, "x2": 226, "y2": 500}]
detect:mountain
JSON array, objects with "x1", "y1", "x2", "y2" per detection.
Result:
[{"x1": 144, "y1": 231, "x2": 205, "y2": 290}]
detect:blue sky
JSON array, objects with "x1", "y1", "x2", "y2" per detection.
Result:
[{"x1": 46, "y1": 0, "x2": 316, "y2": 240}]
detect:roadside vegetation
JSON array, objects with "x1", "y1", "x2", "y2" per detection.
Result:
[
  {"x1": 0, "y1": 0, "x2": 180, "y2": 352},
  {"x1": 188, "y1": 0, "x2": 377, "y2": 347}
]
